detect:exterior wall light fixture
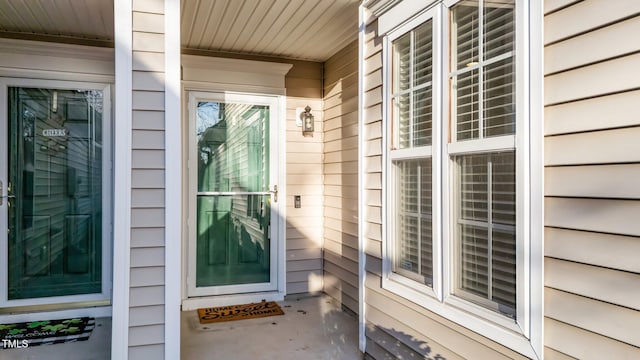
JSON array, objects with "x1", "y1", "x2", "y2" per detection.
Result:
[{"x1": 300, "y1": 105, "x2": 314, "y2": 134}]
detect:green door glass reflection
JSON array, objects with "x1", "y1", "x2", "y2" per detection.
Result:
[
  {"x1": 8, "y1": 88, "x2": 103, "y2": 300},
  {"x1": 196, "y1": 101, "x2": 271, "y2": 287}
]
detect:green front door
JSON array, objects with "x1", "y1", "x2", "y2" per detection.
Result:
[
  {"x1": 192, "y1": 93, "x2": 277, "y2": 294},
  {"x1": 3, "y1": 87, "x2": 106, "y2": 302}
]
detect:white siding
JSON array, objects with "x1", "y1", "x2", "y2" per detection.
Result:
[
  {"x1": 544, "y1": 0, "x2": 640, "y2": 45},
  {"x1": 130, "y1": 2, "x2": 167, "y2": 358},
  {"x1": 543, "y1": 2, "x2": 640, "y2": 358}
]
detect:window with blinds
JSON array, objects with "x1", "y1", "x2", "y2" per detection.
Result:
[
  {"x1": 392, "y1": 20, "x2": 433, "y2": 149},
  {"x1": 455, "y1": 152, "x2": 516, "y2": 316},
  {"x1": 394, "y1": 159, "x2": 433, "y2": 284},
  {"x1": 450, "y1": 0, "x2": 516, "y2": 317},
  {"x1": 390, "y1": 19, "x2": 434, "y2": 286},
  {"x1": 382, "y1": 0, "x2": 538, "y2": 350},
  {"x1": 451, "y1": 0, "x2": 515, "y2": 141}
]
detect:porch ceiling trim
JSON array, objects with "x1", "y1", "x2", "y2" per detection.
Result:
[
  {"x1": 0, "y1": 37, "x2": 113, "y2": 60},
  {"x1": 0, "y1": 0, "x2": 113, "y2": 42},
  {"x1": 182, "y1": 54, "x2": 293, "y2": 92},
  {"x1": 182, "y1": 54, "x2": 293, "y2": 76}
]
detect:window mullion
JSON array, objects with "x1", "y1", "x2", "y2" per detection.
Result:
[
  {"x1": 392, "y1": 95, "x2": 399, "y2": 148},
  {"x1": 417, "y1": 162, "x2": 422, "y2": 275},
  {"x1": 393, "y1": 80, "x2": 432, "y2": 98},
  {"x1": 450, "y1": 13, "x2": 458, "y2": 144},
  {"x1": 487, "y1": 157, "x2": 493, "y2": 301},
  {"x1": 478, "y1": 0, "x2": 484, "y2": 140},
  {"x1": 390, "y1": 146, "x2": 432, "y2": 160},
  {"x1": 409, "y1": 30, "x2": 415, "y2": 146}
]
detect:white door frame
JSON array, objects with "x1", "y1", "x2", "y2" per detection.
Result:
[
  {"x1": 0, "y1": 77, "x2": 112, "y2": 310},
  {"x1": 183, "y1": 89, "x2": 287, "y2": 310}
]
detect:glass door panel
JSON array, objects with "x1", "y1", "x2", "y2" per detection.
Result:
[
  {"x1": 195, "y1": 100, "x2": 272, "y2": 288},
  {"x1": 7, "y1": 87, "x2": 103, "y2": 300}
]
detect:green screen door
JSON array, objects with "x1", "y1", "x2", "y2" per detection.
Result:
[
  {"x1": 195, "y1": 98, "x2": 273, "y2": 290},
  {"x1": 5, "y1": 87, "x2": 104, "y2": 301}
]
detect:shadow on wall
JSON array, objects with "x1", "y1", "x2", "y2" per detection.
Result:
[
  {"x1": 285, "y1": 217, "x2": 324, "y2": 295},
  {"x1": 321, "y1": 39, "x2": 360, "y2": 316},
  {"x1": 366, "y1": 324, "x2": 448, "y2": 360}
]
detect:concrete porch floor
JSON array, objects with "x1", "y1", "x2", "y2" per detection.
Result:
[
  {"x1": 181, "y1": 295, "x2": 362, "y2": 360},
  {"x1": 1, "y1": 295, "x2": 360, "y2": 359}
]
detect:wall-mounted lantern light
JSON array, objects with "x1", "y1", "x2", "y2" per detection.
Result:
[{"x1": 300, "y1": 105, "x2": 314, "y2": 134}]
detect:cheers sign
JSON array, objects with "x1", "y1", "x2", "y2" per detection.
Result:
[{"x1": 42, "y1": 129, "x2": 67, "y2": 137}]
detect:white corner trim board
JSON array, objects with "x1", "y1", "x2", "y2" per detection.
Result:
[
  {"x1": 165, "y1": 0, "x2": 182, "y2": 358},
  {"x1": 112, "y1": 0, "x2": 133, "y2": 358}
]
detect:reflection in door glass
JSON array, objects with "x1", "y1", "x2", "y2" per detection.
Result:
[
  {"x1": 8, "y1": 88, "x2": 103, "y2": 300},
  {"x1": 196, "y1": 101, "x2": 271, "y2": 287}
]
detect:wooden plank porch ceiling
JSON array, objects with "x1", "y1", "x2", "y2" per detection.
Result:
[{"x1": 0, "y1": 0, "x2": 359, "y2": 62}]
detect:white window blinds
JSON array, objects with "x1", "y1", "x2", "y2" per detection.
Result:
[
  {"x1": 456, "y1": 152, "x2": 516, "y2": 316},
  {"x1": 391, "y1": 19, "x2": 434, "y2": 286},
  {"x1": 450, "y1": 0, "x2": 517, "y2": 317},
  {"x1": 395, "y1": 159, "x2": 433, "y2": 284},
  {"x1": 392, "y1": 20, "x2": 433, "y2": 149},
  {"x1": 451, "y1": 1, "x2": 515, "y2": 141}
]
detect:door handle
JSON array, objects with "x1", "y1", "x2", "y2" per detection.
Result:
[
  {"x1": 0, "y1": 181, "x2": 15, "y2": 206},
  {"x1": 269, "y1": 185, "x2": 278, "y2": 203}
]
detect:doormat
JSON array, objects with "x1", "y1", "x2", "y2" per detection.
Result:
[
  {"x1": 0, "y1": 317, "x2": 94, "y2": 349},
  {"x1": 198, "y1": 300, "x2": 284, "y2": 324}
]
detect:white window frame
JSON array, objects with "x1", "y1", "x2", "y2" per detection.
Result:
[
  {"x1": 380, "y1": 1, "x2": 543, "y2": 358},
  {"x1": 446, "y1": 0, "x2": 520, "y2": 325},
  {"x1": 383, "y1": 5, "x2": 444, "y2": 303}
]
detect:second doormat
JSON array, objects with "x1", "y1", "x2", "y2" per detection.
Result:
[
  {"x1": 198, "y1": 300, "x2": 284, "y2": 324},
  {"x1": 0, "y1": 317, "x2": 95, "y2": 349}
]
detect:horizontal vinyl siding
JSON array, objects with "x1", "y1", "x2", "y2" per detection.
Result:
[
  {"x1": 544, "y1": 0, "x2": 640, "y2": 45},
  {"x1": 130, "y1": 2, "x2": 166, "y2": 358},
  {"x1": 366, "y1": 275, "x2": 521, "y2": 360},
  {"x1": 360, "y1": 17, "x2": 523, "y2": 360},
  {"x1": 322, "y1": 40, "x2": 360, "y2": 314},
  {"x1": 544, "y1": 2, "x2": 640, "y2": 358},
  {"x1": 285, "y1": 60, "x2": 324, "y2": 295}
]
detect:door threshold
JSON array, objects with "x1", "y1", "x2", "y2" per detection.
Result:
[
  {"x1": 182, "y1": 291, "x2": 285, "y2": 311},
  {"x1": 0, "y1": 305, "x2": 111, "y2": 323},
  {"x1": 0, "y1": 299, "x2": 111, "y2": 315}
]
